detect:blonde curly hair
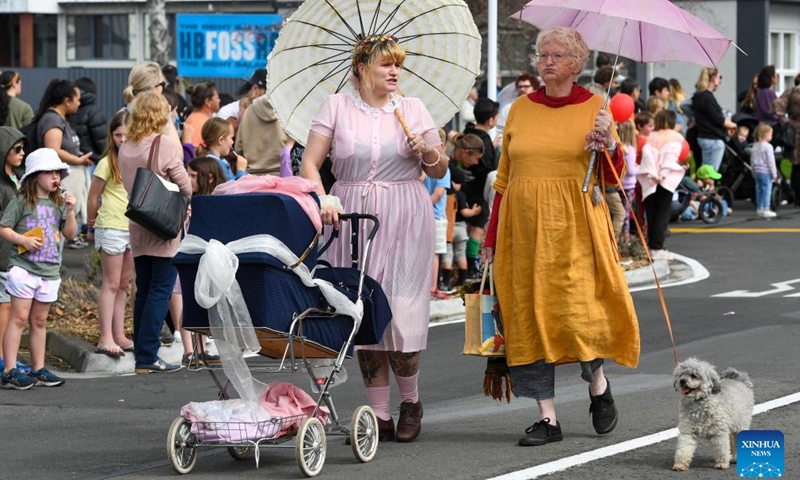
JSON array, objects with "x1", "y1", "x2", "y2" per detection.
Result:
[
  {"x1": 126, "y1": 91, "x2": 170, "y2": 142},
  {"x1": 351, "y1": 35, "x2": 406, "y2": 90}
]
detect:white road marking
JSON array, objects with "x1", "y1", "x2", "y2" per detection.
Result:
[
  {"x1": 485, "y1": 392, "x2": 800, "y2": 480},
  {"x1": 713, "y1": 278, "x2": 800, "y2": 298}
]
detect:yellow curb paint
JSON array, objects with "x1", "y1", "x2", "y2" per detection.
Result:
[{"x1": 670, "y1": 228, "x2": 800, "y2": 233}]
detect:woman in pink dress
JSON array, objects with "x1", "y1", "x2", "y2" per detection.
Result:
[{"x1": 301, "y1": 34, "x2": 447, "y2": 443}]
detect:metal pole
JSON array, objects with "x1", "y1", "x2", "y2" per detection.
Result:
[{"x1": 487, "y1": 0, "x2": 497, "y2": 101}]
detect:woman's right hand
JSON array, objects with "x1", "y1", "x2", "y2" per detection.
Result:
[
  {"x1": 480, "y1": 246, "x2": 494, "y2": 265},
  {"x1": 320, "y1": 206, "x2": 340, "y2": 230}
]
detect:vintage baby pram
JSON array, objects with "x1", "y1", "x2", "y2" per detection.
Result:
[{"x1": 168, "y1": 192, "x2": 392, "y2": 477}]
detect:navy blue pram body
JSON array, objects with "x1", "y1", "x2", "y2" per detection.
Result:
[{"x1": 173, "y1": 193, "x2": 391, "y2": 357}]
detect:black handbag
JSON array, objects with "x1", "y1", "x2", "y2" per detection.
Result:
[
  {"x1": 314, "y1": 266, "x2": 393, "y2": 346},
  {"x1": 125, "y1": 135, "x2": 189, "y2": 240}
]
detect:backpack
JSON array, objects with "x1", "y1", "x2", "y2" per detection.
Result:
[{"x1": 19, "y1": 119, "x2": 39, "y2": 152}]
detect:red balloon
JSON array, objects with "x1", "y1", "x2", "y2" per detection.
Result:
[
  {"x1": 609, "y1": 93, "x2": 634, "y2": 123},
  {"x1": 679, "y1": 140, "x2": 691, "y2": 162}
]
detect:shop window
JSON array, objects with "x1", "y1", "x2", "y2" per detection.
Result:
[
  {"x1": 770, "y1": 31, "x2": 797, "y2": 93},
  {"x1": 66, "y1": 14, "x2": 138, "y2": 61}
]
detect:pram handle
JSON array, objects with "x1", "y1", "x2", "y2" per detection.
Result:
[{"x1": 317, "y1": 213, "x2": 379, "y2": 261}]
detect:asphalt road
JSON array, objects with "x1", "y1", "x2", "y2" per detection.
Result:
[{"x1": 3, "y1": 202, "x2": 800, "y2": 480}]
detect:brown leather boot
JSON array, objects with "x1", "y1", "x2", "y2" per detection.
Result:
[
  {"x1": 378, "y1": 417, "x2": 396, "y2": 441},
  {"x1": 395, "y1": 400, "x2": 423, "y2": 442}
]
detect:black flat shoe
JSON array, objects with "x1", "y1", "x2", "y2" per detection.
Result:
[
  {"x1": 518, "y1": 417, "x2": 563, "y2": 446},
  {"x1": 589, "y1": 377, "x2": 618, "y2": 434}
]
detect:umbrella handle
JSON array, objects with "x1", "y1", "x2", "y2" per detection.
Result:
[
  {"x1": 394, "y1": 109, "x2": 413, "y2": 139},
  {"x1": 581, "y1": 151, "x2": 597, "y2": 193}
]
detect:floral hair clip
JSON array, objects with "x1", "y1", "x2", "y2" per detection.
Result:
[{"x1": 361, "y1": 34, "x2": 398, "y2": 48}]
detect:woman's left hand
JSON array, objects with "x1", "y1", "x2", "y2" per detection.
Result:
[
  {"x1": 595, "y1": 109, "x2": 614, "y2": 144},
  {"x1": 407, "y1": 133, "x2": 430, "y2": 156}
]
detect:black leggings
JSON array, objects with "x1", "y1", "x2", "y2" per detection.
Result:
[{"x1": 644, "y1": 185, "x2": 674, "y2": 250}]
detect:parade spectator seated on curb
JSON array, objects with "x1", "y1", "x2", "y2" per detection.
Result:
[{"x1": 695, "y1": 164, "x2": 731, "y2": 216}]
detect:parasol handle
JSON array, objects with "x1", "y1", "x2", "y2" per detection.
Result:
[
  {"x1": 394, "y1": 109, "x2": 413, "y2": 139},
  {"x1": 581, "y1": 151, "x2": 597, "y2": 193}
]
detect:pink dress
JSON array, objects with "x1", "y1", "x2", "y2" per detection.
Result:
[{"x1": 310, "y1": 91, "x2": 441, "y2": 352}]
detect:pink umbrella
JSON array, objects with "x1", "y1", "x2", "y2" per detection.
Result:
[
  {"x1": 513, "y1": 0, "x2": 740, "y2": 193},
  {"x1": 513, "y1": 0, "x2": 738, "y2": 67}
]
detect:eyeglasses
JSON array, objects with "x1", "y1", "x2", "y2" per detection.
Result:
[
  {"x1": 12, "y1": 145, "x2": 23, "y2": 153},
  {"x1": 155, "y1": 81, "x2": 166, "y2": 90},
  {"x1": 531, "y1": 52, "x2": 572, "y2": 63}
]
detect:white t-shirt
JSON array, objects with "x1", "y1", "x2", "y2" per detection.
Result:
[{"x1": 215, "y1": 100, "x2": 241, "y2": 121}]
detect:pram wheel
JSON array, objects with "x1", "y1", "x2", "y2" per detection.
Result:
[
  {"x1": 715, "y1": 185, "x2": 734, "y2": 209},
  {"x1": 350, "y1": 405, "x2": 379, "y2": 462},
  {"x1": 227, "y1": 446, "x2": 250, "y2": 460},
  {"x1": 296, "y1": 417, "x2": 326, "y2": 477},
  {"x1": 167, "y1": 417, "x2": 198, "y2": 474},
  {"x1": 699, "y1": 197, "x2": 724, "y2": 224}
]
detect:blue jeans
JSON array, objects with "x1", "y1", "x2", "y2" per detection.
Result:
[
  {"x1": 755, "y1": 172, "x2": 773, "y2": 210},
  {"x1": 132, "y1": 256, "x2": 177, "y2": 364},
  {"x1": 697, "y1": 137, "x2": 725, "y2": 171}
]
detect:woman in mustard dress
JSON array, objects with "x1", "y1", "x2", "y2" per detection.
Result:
[{"x1": 481, "y1": 27, "x2": 640, "y2": 447}]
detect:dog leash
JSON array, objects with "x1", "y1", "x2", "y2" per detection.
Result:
[{"x1": 600, "y1": 148, "x2": 681, "y2": 365}]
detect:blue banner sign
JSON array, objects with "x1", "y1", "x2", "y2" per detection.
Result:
[{"x1": 176, "y1": 14, "x2": 282, "y2": 78}]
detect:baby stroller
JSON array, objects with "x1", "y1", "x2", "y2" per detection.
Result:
[{"x1": 169, "y1": 193, "x2": 392, "y2": 477}]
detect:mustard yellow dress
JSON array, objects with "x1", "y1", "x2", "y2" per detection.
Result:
[{"x1": 493, "y1": 88, "x2": 640, "y2": 369}]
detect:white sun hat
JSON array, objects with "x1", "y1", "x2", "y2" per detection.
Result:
[{"x1": 20, "y1": 148, "x2": 71, "y2": 184}]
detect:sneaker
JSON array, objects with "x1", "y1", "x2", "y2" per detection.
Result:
[
  {"x1": 67, "y1": 237, "x2": 88, "y2": 249},
  {"x1": 651, "y1": 249, "x2": 674, "y2": 261},
  {"x1": 29, "y1": 368, "x2": 65, "y2": 387},
  {"x1": 438, "y1": 283, "x2": 456, "y2": 295},
  {"x1": 430, "y1": 289, "x2": 449, "y2": 300},
  {"x1": 518, "y1": 418, "x2": 563, "y2": 446},
  {"x1": 589, "y1": 378, "x2": 618, "y2": 434},
  {"x1": 0, "y1": 359, "x2": 32, "y2": 375},
  {"x1": 135, "y1": 357, "x2": 183, "y2": 374},
  {"x1": 762, "y1": 210, "x2": 777, "y2": 218},
  {"x1": 1, "y1": 368, "x2": 37, "y2": 390}
]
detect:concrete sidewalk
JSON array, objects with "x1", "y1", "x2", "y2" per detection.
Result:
[{"x1": 52, "y1": 246, "x2": 696, "y2": 375}]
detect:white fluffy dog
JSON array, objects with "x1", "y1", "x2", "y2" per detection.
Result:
[{"x1": 672, "y1": 357, "x2": 754, "y2": 471}]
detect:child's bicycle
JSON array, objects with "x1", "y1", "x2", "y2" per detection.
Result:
[{"x1": 671, "y1": 184, "x2": 725, "y2": 224}]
